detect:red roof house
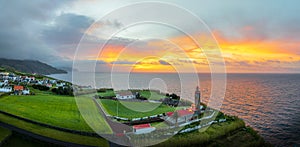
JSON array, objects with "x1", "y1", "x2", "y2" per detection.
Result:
[
  {"x1": 133, "y1": 123, "x2": 155, "y2": 134},
  {"x1": 166, "y1": 110, "x2": 194, "y2": 117},
  {"x1": 165, "y1": 109, "x2": 195, "y2": 125},
  {"x1": 14, "y1": 85, "x2": 24, "y2": 91}
]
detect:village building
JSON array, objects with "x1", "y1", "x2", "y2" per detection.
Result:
[
  {"x1": 22, "y1": 89, "x2": 30, "y2": 95},
  {"x1": 164, "y1": 86, "x2": 202, "y2": 125},
  {"x1": 56, "y1": 82, "x2": 66, "y2": 87},
  {"x1": 0, "y1": 72, "x2": 9, "y2": 76},
  {"x1": 0, "y1": 86, "x2": 12, "y2": 93},
  {"x1": 164, "y1": 109, "x2": 194, "y2": 125},
  {"x1": 133, "y1": 123, "x2": 156, "y2": 134},
  {"x1": 116, "y1": 91, "x2": 136, "y2": 99},
  {"x1": 13, "y1": 85, "x2": 30, "y2": 95},
  {"x1": 0, "y1": 81, "x2": 4, "y2": 87},
  {"x1": 14, "y1": 85, "x2": 24, "y2": 95},
  {"x1": 45, "y1": 83, "x2": 53, "y2": 88}
]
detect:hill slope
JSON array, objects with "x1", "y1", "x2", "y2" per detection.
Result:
[{"x1": 0, "y1": 58, "x2": 67, "y2": 75}]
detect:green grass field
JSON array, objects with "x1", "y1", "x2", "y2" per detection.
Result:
[
  {"x1": 138, "y1": 90, "x2": 165, "y2": 100},
  {"x1": 0, "y1": 88, "x2": 112, "y2": 133},
  {"x1": 0, "y1": 126, "x2": 11, "y2": 143},
  {"x1": 99, "y1": 99, "x2": 175, "y2": 118}
]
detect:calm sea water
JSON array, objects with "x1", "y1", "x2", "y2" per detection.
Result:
[{"x1": 50, "y1": 72, "x2": 300, "y2": 146}]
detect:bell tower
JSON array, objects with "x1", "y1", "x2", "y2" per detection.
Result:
[{"x1": 195, "y1": 86, "x2": 201, "y2": 111}]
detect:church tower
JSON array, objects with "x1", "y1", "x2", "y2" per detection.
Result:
[{"x1": 195, "y1": 86, "x2": 201, "y2": 111}]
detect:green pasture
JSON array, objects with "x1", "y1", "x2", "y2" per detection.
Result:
[{"x1": 0, "y1": 88, "x2": 111, "y2": 133}]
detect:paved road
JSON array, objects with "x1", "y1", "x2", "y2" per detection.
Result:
[{"x1": 93, "y1": 98, "x2": 132, "y2": 146}]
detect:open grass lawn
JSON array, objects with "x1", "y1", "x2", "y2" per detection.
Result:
[
  {"x1": 138, "y1": 90, "x2": 165, "y2": 100},
  {"x1": 0, "y1": 114, "x2": 109, "y2": 147},
  {"x1": 99, "y1": 99, "x2": 175, "y2": 118},
  {"x1": 0, "y1": 126, "x2": 11, "y2": 143},
  {"x1": 0, "y1": 88, "x2": 112, "y2": 133}
]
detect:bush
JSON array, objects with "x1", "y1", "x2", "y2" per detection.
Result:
[
  {"x1": 52, "y1": 86, "x2": 74, "y2": 96},
  {"x1": 32, "y1": 84, "x2": 50, "y2": 91},
  {"x1": 97, "y1": 89, "x2": 106, "y2": 93}
]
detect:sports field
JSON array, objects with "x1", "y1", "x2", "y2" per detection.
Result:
[{"x1": 99, "y1": 99, "x2": 175, "y2": 118}]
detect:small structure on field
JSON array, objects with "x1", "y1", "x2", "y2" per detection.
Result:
[
  {"x1": 133, "y1": 123, "x2": 156, "y2": 134},
  {"x1": 0, "y1": 86, "x2": 12, "y2": 93},
  {"x1": 116, "y1": 91, "x2": 136, "y2": 99}
]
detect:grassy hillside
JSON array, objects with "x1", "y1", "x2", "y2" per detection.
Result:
[
  {"x1": 0, "y1": 88, "x2": 112, "y2": 133},
  {"x1": 0, "y1": 58, "x2": 66, "y2": 75}
]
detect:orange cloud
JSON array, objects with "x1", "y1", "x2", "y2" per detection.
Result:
[{"x1": 90, "y1": 26, "x2": 300, "y2": 73}]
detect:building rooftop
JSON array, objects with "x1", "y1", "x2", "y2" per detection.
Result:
[
  {"x1": 14, "y1": 85, "x2": 24, "y2": 91},
  {"x1": 166, "y1": 109, "x2": 194, "y2": 117},
  {"x1": 116, "y1": 91, "x2": 133, "y2": 96},
  {"x1": 133, "y1": 123, "x2": 152, "y2": 129}
]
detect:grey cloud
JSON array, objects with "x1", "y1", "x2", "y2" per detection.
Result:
[
  {"x1": 0, "y1": 0, "x2": 73, "y2": 66},
  {"x1": 159, "y1": 60, "x2": 171, "y2": 65},
  {"x1": 111, "y1": 60, "x2": 136, "y2": 65},
  {"x1": 178, "y1": 59, "x2": 202, "y2": 65},
  {"x1": 43, "y1": 13, "x2": 94, "y2": 45}
]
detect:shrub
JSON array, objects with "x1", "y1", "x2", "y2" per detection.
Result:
[{"x1": 32, "y1": 84, "x2": 50, "y2": 91}]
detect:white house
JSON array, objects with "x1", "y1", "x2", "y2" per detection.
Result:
[
  {"x1": 0, "y1": 86, "x2": 12, "y2": 93},
  {"x1": 116, "y1": 91, "x2": 135, "y2": 99},
  {"x1": 133, "y1": 123, "x2": 156, "y2": 134},
  {"x1": 56, "y1": 82, "x2": 66, "y2": 87},
  {"x1": 49, "y1": 80, "x2": 57, "y2": 84},
  {"x1": 0, "y1": 82, "x2": 4, "y2": 87},
  {"x1": 22, "y1": 89, "x2": 30, "y2": 95}
]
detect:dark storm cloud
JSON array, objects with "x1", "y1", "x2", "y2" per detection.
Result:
[
  {"x1": 0, "y1": 0, "x2": 72, "y2": 64},
  {"x1": 43, "y1": 13, "x2": 94, "y2": 45}
]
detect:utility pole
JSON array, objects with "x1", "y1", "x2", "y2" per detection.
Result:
[{"x1": 117, "y1": 100, "x2": 119, "y2": 117}]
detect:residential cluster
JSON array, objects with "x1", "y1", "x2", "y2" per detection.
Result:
[{"x1": 0, "y1": 72, "x2": 67, "y2": 95}]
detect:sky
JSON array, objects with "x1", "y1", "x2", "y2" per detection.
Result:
[{"x1": 0, "y1": 0, "x2": 300, "y2": 73}]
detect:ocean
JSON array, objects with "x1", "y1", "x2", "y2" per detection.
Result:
[{"x1": 49, "y1": 72, "x2": 300, "y2": 146}]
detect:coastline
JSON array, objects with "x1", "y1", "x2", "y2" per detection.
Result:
[{"x1": 1, "y1": 71, "x2": 272, "y2": 145}]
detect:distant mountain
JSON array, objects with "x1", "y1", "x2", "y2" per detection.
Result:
[{"x1": 0, "y1": 58, "x2": 67, "y2": 75}]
